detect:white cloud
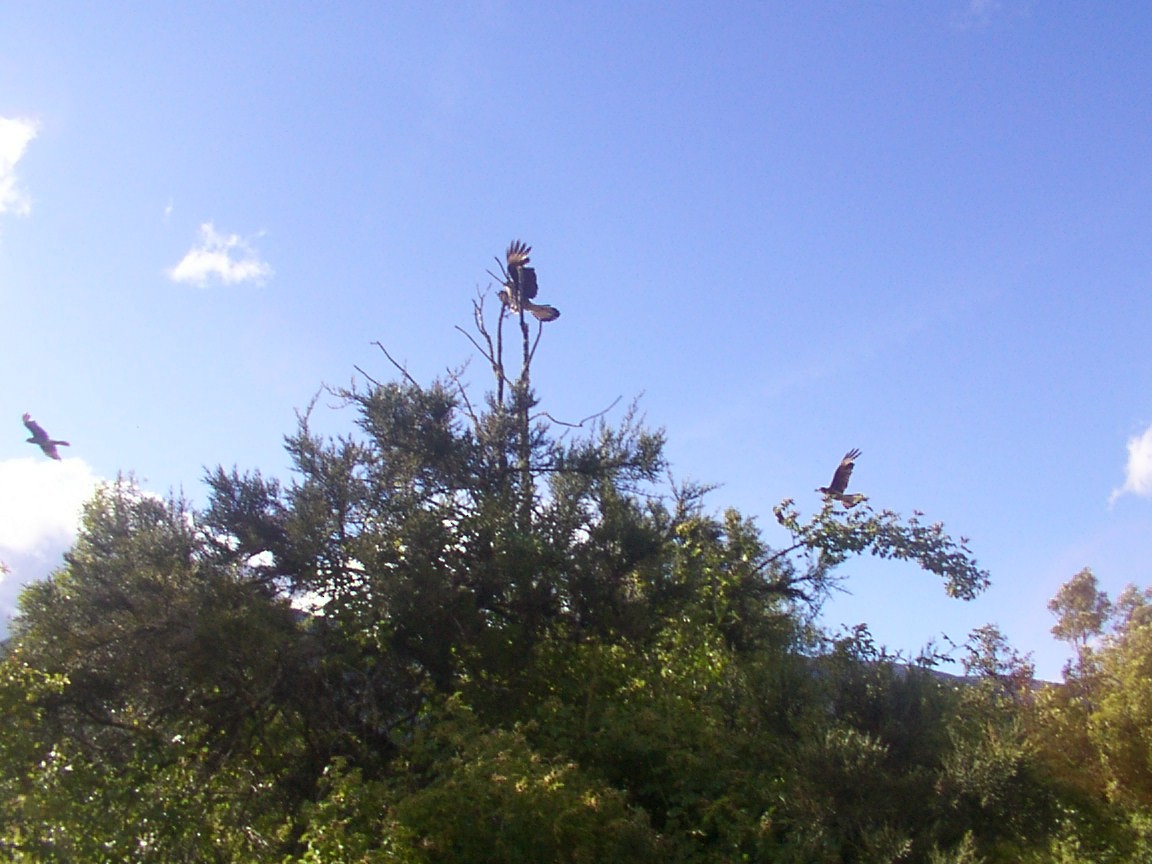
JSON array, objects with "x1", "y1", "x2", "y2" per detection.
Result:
[
  {"x1": 0, "y1": 116, "x2": 38, "y2": 217},
  {"x1": 1109, "y1": 425, "x2": 1152, "y2": 505},
  {"x1": 0, "y1": 457, "x2": 102, "y2": 627},
  {"x1": 168, "y1": 222, "x2": 272, "y2": 287}
]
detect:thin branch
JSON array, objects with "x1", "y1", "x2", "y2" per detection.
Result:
[
  {"x1": 518, "y1": 307, "x2": 531, "y2": 381},
  {"x1": 496, "y1": 295, "x2": 506, "y2": 405},
  {"x1": 532, "y1": 454, "x2": 658, "y2": 475},
  {"x1": 454, "y1": 324, "x2": 492, "y2": 365},
  {"x1": 456, "y1": 318, "x2": 514, "y2": 394},
  {"x1": 352, "y1": 364, "x2": 383, "y2": 388},
  {"x1": 526, "y1": 317, "x2": 545, "y2": 366},
  {"x1": 754, "y1": 540, "x2": 807, "y2": 573},
  {"x1": 371, "y1": 341, "x2": 420, "y2": 387},
  {"x1": 470, "y1": 292, "x2": 498, "y2": 362},
  {"x1": 454, "y1": 378, "x2": 479, "y2": 427},
  {"x1": 535, "y1": 395, "x2": 624, "y2": 429},
  {"x1": 486, "y1": 262, "x2": 512, "y2": 407},
  {"x1": 445, "y1": 364, "x2": 480, "y2": 428}
]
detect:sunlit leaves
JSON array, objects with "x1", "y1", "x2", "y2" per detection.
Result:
[{"x1": 772, "y1": 500, "x2": 991, "y2": 601}]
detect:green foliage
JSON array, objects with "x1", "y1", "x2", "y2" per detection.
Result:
[
  {"x1": 293, "y1": 698, "x2": 661, "y2": 864},
  {"x1": 396, "y1": 699, "x2": 659, "y2": 863},
  {"x1": 0, "y1": 251, "x2": 1059, "y2": 862},
  {"x1": 1015, "y1": 571, "x2": 1152, "y2": 862},
  {"x1": 294, "y1": 760, "x2": 419, "y2": 864},
  {"x1": 773, "y1": 500, "x2": 990, "y2": 603},
  {"x1": 0, "y1": 480, "x2": 316, "y2": 860},
  {"x1": 1089, "y1": 616, "x2": 1152, "y2": 809},
  {"x1": 1049, "y1": 568, "x2": 1112, "y2": 651}
]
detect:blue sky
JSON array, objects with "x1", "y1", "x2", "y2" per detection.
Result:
[{"x1": 3, "y1": 1, "x2": 1152, "y2": 679}]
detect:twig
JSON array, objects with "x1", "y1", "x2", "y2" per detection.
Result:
[
  {"x1": 470, "y1": 292, "x2": 498, "y2": 361},
  {"x1": 495, "y1": 295, "x2": 506, "y2": 405},
  {"x1": 754, "y1": 541, "x2": 807, "y2": 573},
  {"x1": 352, "y1": 364, "x2": 382, "y2": 387},
  {"x1": 445, "y1": 362, "x2": 480, "y2": 427},
  {"x1": 371, "y1": 341, "x2": 420, "y2": 387},
  {"x1": 454, "y1": 324, "x2": 492, "y2": 364},
  {"x1": 535, "y1": 395, "x2": 624, "y2": 429},
  {"x1": 526, "y1": 317, "x2": 545, "y2": 366}
]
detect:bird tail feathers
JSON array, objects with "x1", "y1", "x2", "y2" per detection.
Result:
[{"x1": 526, "y1": 302, "x2": 560, "y2": 322}]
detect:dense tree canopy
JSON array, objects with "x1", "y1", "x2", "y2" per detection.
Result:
[{"x1": 2, "y1": 248, "x2": 1150, "y2": 862}]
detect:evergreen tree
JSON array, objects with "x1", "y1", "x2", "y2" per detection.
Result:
[{"x1": 0, "y1": 242, "x2": 1023, "y2": 862}]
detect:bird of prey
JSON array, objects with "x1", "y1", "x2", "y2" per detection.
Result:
[
  {"x1": 817, "y1": 448, "x2": 867, "y2": 507},
  {"x1": 499, "y1": 240, "x2": 560, "y2": 322},
  {"x1": 23, "y1": 413, "x2": 70, "y2": 461}
]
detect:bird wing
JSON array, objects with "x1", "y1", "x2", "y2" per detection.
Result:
[
  {"x1": 506, "y1": 239, "x2": 531, "y2": 269},
  {"x1": 505, "y1": 239, "x2": 538, "y2": 300},
  {"x1": 517, "y1": 263, "x2": 539, "y2": 300},
  {"x1": 828, "y1": 448, "x2": 862, "y2": 494},
  {"x1": 502, "y1": 240, "x2": 557, "y2": 319},
  {"x1": 23, "y1": 414, "x2": 50, "y2": 444}
]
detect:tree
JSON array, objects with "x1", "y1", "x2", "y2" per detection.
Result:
[
  {"x1": 962, "y1": 623, "x2": 1036, "y2": 700},
  {"x1": 0, "y1": 479, "x2": 321, "y2": 860},
  {"x1": 1, "y1": 242, "x2": 1005, "y2": 862},
  {"x1": 1018, "y1": 573, "x2": 1152, "y2": 862},
  {"x1": 1049, "y1": 567, "x2": 1112, "y2": 678},
  {"x1": 1087, "y1": 593, "x2": 1152, "y2": 812},
  {"x1": 771, "y1": 499, "x2": 990, "y2": 605}
]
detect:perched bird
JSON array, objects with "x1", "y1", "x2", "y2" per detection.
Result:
[
  {"x1": 499, "y1": 240, "x2": 560, "y2": 322},
  {"x1": 23, "y1": 413, "x2": 70, "y2": 461},
  {"x1": 817, "y1": 448, "x2": 867, "y2": 507}
]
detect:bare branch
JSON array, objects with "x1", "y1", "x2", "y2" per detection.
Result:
[
  {"x1": 370, "y1": 341, "x2": 420, "y2": 388},
  {"x1": 518, "y1": 308, "x2": 531, "y2": 382},
  {"x1": 453, "y1": 377, "x2": 479, "y2": 427},
  {"x1": 526, "y1": 317, "x2": 545, "y2": 366},
  {"x1": 352, "y1": 364, "x2": 383, "y2": 388},
  {"x1": 454, "y1": 324, "x2": 492, "y2": 365},
  {"x1": 445, "y1": 362, "x2": 480, "y2": 428},
  {"x1": 534, "y1": 395, "x2": 624, "y2": 429},
  {"x1": 470, "y1": 292, "x2": 498, "y2": 360},
  {"x1": 495, "y1": 294, "x2": 506, "y2": 405}
]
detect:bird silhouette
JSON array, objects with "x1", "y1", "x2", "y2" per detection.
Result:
[
  {"x1": 499, "y1": 240, "x2": 560, "y2": 322},
  {"x1": 817, "y1": 448, "x2": 867, "y2": 507},
  {"x1": 23, "y1": 413, "x2": 70, "y2": 460}
]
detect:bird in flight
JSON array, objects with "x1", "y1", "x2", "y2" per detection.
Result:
[
  {"x1": 499, "y1": 240, "x2": 560, "y2": 322},
  {"x1": 23, "y1": 413, "x2": 70, "y2": 461},
  {"x1": 817, "y1": 448, "x2": 867, "y2": 507}
]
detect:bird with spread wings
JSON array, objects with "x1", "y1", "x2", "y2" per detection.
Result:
[
  {"x1": 499, "y1": 240, "x2": 560, "y2": 322},
  {"x1": 23, "y1": 413, "x2": 71, "y2": 461},
  {"x1": 817, "y1": 448, "x2": 867, "y2": 508}
]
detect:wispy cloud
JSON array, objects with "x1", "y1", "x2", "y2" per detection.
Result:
[
  {"x1": 0, "y1": 457, "x2": 102, "y2": 628},
  {"x1": 1109, "y1": 424, "x2": 1152, "y2": 505},
  {"x1": 950, "y1": 0, "x2": 1028, "y2": 29},
  {"x1": 168, "y1": 222, "x2": 273, "y2": 287},
  {"x1": 0, "y1": 116, "x2": 38, "y2": 218}
]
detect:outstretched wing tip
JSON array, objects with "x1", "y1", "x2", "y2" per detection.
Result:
[
  {"x1": 505, "y1": 239, "x2": 532, "y2": 265},
  {"x1": 823, "y1": 447, "x2": 862, "y2": 494}
]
